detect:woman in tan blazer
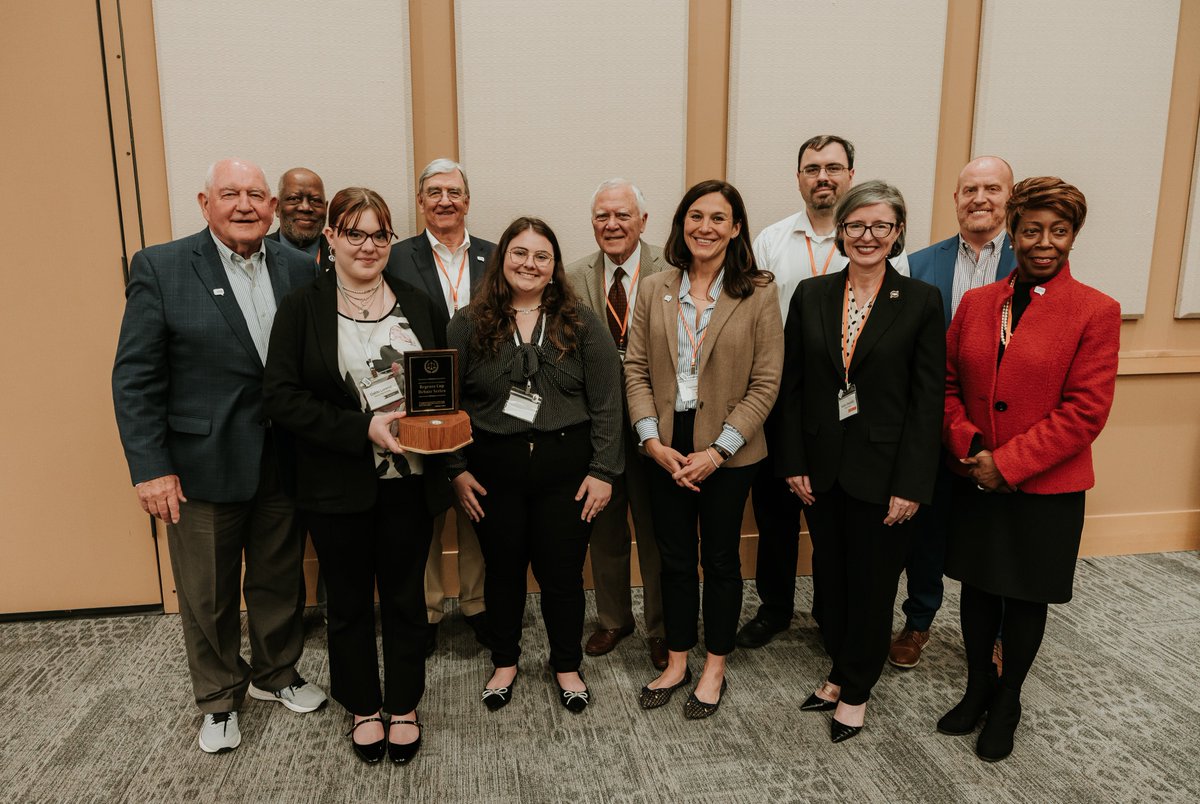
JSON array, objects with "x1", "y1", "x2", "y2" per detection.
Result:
[{"x1": 624, "y1": 179, "x2": 783, "y2": 719}]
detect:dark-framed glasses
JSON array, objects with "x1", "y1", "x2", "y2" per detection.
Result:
[
  {"x1": 800, "y1": 163, "x2": 848, "y2": 178},
  {"x1": 841, "y1": 221, "x2": 897, "y2": 238},
  {"x1": 507, "y1": 247, "x2": 554, "y2": 268},
  {"x1": 341, "y1": 228, "x2": 395, "y2": 247}
]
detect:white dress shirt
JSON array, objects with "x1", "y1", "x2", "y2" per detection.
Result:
[
  {"x1": 211, "y1": 232, "x2": 276, "y2": 364},
  {"x1": 425, "y1": 228, "x2": 473, "y2": 316}
]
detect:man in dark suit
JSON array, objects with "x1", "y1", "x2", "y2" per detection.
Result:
[
  {"x1": 385, "y1": 158, "x2": 495, "y2": 654},
  {"x1": 566, "y1": 178, "x2": 668, "y2": 670},
  {"x1": 112, "y1": 158, "x2": 326, "y2": 754},
  {"x1": 889, "y1": 155, "x2": 1016, "y2": 670},
  {"x1": 266, "y1": 166, "x2": 332, "y2": 273}
]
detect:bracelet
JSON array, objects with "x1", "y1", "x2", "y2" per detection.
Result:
[
  {"x1": 705, "y1": 448, "x2": 721, "y2": 469},
  {"x1": 709, "y1": 442, "x2": 732, "y2": 461}
]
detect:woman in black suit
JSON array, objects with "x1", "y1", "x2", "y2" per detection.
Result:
[
  {"x1": 776, "y1": 180, "x2": 944, "y2": 742},
  {"x1": 264, "y1": 187, "x2": 451, "y2": 765}
]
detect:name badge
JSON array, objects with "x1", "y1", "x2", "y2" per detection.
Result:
[
  {"x1": 837, "y1": 383, "x2": 859, "y2": 420},
  {"x1": 361, "y1": 372, "x2": 404, "y2": 412},
  {"x1": 503, "y1": 386, "x2": 542, "y2": 423},
  {"x1": 676, "y1": 371, "x2": 699, "y2": 405}
]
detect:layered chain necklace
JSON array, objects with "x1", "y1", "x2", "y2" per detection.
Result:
[{"x1": 337, "y1": 276, "x2": 385, "y2": 319}]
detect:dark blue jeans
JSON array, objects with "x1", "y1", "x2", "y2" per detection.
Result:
[{"x1": 899, "y1": 460, "x2": 954, "y2": 631}]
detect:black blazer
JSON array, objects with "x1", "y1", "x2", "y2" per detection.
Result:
[
  {"x1": 263, "y1": 269, "x2": 452, "y2": 515},
  {"x1": 266, "y1": 229, "x2": 333, "y2": 274},
  {"x1": 384, "y1": 231, "x2": 495, "y2": 311},
  {"x1": 775, "y1": 265, "x2": 945, "y2": 505}
]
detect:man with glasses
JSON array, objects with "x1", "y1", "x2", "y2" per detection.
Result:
[
  {"x1": 386, "y1": 157, "x2": 495, "y2": 656},
  {"x1": 112, "y1": 158, "x2": 327, "y2": 754},
  {"x1": 566, "y1": 179, "x2": 669, "y2": 671},
  {"x1": 267, "y1": 167, "x2": 331, "y2": 273}
]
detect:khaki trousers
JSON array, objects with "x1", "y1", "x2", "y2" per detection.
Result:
[{"x1": 425, "y1": 503, "x2": 486, "y2": 621}]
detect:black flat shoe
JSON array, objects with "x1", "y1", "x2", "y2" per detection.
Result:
[
  {"x1": 735, "y1": 616, "x2": 787, "y2": 649},
  {"x1": 346, "y1": 716, "x2": 386, "y2": 764},
  {"x1": 638, "y1": 667, "x2": 693, "y2": 710},
  {"x1": 831, "y1": 717, "x2": 863, "y2": 743},
  {"x1": 801, "y1": 693, "x2": 838, "y2": 712},
  {"x1": 683, "y1": 678, "x2": 727, "y2": 720},
  {"x1": 482, "y1": 671, "x2": 518, "y2": 712},
  {"x1": 387, "y1": 718, "x2": 422, "y2": 765},
  {"x1": 937, "y1": 666, "x2": 998, "y2": 735},
  {"x1": 976, "y1": 687, "x2": 1021, "y2": 762},
  {"x1": 556, "y1": 678, "x2": 590, "y2": 714}
]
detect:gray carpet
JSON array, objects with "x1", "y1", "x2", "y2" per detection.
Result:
[{"x1": 2, "y1": 552, "x2": 1199, "y2": 803}]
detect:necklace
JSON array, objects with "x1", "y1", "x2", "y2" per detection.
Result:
[
  {"x1": 512, "y1": 305, "x2": 543, "y2": 315},
  {"x1": 337, "y1": 277, "x2": 384, "y2": 318}
]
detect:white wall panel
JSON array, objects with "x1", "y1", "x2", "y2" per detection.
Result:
[
  {"x1": 974, "y1": 0, "x2": 1179, "y2": 317},
  {"x1": 153, "y1": 1, "x2": 413, "y2": 239},
  {"x1": 456, "y1": 0, "x2": 688, "y2": 262},
  {"x1": 1177, "y1": 130, "x2": 1200, "y2": 318},
  {"x1": 728, "y1": 0, "x2": 947, "y2": 250}
]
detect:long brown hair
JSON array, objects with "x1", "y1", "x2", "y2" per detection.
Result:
[
  {"x1": 467, "y1": 217, "x2": 583, "y2": 359},
  {"x1": 663, "y1": 180, "x2": 772, "y2": 299}
]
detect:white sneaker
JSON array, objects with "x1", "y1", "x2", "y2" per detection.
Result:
[
  {"x1": 248, "y1": 678, "x2": 328, "y2": 713},
  {"x1": 198, "y1": 711, "x2": 241, "y2": 754}
]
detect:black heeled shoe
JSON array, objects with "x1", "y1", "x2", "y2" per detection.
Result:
[
  {"x1": 683, "y1": 678, "x2": 728, "y2": 720},
  {"x1": 976, "y1": 687, "x2": 1022, "y2": 762},
  {"x1": 346, "y1": 716, "x2": 386, "y2": 764},
  {"x1": 937, "y1": 666, "x2": 999, "y2": 735},
  {"x1": 556, "y1": 676, "x2": 590, "y2": 714},
  {"x1": 638, "y1": 667, "x2": 693, "y2": 710},
  {"x1": 831, "y1": 717, "x2": 863, "y2": 743},
  {"x1": 801, "y1": 681, "x2": 840, "y2": 712},
  {"x1": 482, "y1": 670, "x2": 518, "y2": 712},
  {"x1": 387, "y1": 718, "x2": 422, "y2": 765}
]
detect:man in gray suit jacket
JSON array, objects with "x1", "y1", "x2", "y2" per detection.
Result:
[
  {"x1": 890, "y1": 155, "x2": 1016, "y2": 671},
  {"x1": 566, "y1": 178, "x2": 668, "y2": 670},
  {"x1": 112, "y1": 158, "x2": 326, "y2": 754}
]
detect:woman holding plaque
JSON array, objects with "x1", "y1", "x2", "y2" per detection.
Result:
[
  {"x1": 264, "y1": 187, "x2": 451, "y2": 765},
  {"x1": 447, "y1": 216, "x2": 623, "y2": 715}
]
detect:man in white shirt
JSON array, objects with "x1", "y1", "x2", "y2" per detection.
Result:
[
  {"x1": 385, "y1": 158, "x2": 495, "y2": 654},
  {"x1": 566, "y1": 179, "x2": 669, "y2": 670}
]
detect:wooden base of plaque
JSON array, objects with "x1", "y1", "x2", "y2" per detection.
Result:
[{"x1": 396, "y1": 411, "x2": 473, "y2": 454}]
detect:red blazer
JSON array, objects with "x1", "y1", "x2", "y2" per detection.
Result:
[{"x1": 944, "y1": 264, "x2": 1120, "y2": 494}]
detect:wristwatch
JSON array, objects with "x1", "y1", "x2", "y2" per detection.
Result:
[{"x1": 709, "y1": 443, "x2": 732, "y2": 461}]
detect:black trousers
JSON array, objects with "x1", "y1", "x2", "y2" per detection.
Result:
[
  {"x1": 805, "y1": 481, "x2": 911, "y2": 705},
  {"x1": 648, "y1": 411, "x2": 758, "y2": 657},
  {"x1": 749, "y1": 462, "x2": 807, "y2": 625},
  {"x1": 468, "y1": 424, "x2": 594, "y2": 673},
  {"x1": 306, "y1": 476, "x2": 433, "y2": 716}
]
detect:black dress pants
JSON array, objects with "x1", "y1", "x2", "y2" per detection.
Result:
[
  {"x1": 648, "y1": 411, "x2": 758, "y2": 657},
  {"x1": 749, "y1": 461, "x2": 807, "y2": 625},
  {"x1": 805, "y1": 481, "x2": 911, "y2": 705},
  {"x1": 468, "y1": 424, "x2": 594, "y2": 673},
  {"x1": 306, "y1": 476, "x2": 433, "y2": 716}
]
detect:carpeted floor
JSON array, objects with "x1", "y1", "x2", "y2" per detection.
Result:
[{"x1": 1, "y1": 551, "x2": 1199, "y2": 803}]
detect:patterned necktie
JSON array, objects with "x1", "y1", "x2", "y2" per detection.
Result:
[{"x1": 607, "y1": 266, "x2": 627, "y2": 348}]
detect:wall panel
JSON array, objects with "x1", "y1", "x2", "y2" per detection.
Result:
[
  {"x1": 152, "y1": 0, "x2": 414, "y2": 238},
  {"x1": 974, "y1": 0, "x2": 1179, "y2": 317},
  {"x1": 1178, "y1": 130, "x2": 1200, "y2": 317},
  {"x1": 727, "y1": 0, "x2": 947, "y2": 247},
  {"x1": 455, "y1": 0, "x2": 689, "y2": 261}
]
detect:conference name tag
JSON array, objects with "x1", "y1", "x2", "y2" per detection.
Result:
[
  {"x1": 503, "y1": 387, "x2": 542, "y2": 423},
  {"x1": 837, "y1": 384, "x2": 859, "y2": 421},
  {"x1": 676, "y1": 371, "x2": 699, "y2": 405},
  {"x1": 361, "y1": 373, "x2": 404, "y2": 412}
]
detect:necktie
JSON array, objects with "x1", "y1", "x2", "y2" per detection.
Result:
[{"x1": 607, "y1": 266, "x2": 627, "y2": 348}]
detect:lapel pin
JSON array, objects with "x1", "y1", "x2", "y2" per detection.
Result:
[
  {"x1": 1034, "y1": 286, "x2": 1046, "y2": 296},
  {"x1": 213, "y1": 288, "x2": 225, "y2": 296},
  {"x1": 663, "y1": 294, "x2": 672, "y2": 302},
  {"x1": 477, "y1": 255, "x2": 485, "y2": 261},
  {"x1": 889, "y1": 290, "x2": 899, "y2": 299}
]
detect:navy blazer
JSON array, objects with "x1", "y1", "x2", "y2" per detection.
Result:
[
  {"x1": 266, "y1": 229, "x2": 333, "y2": 274},
  {"x1": 908, "y1": 234, "x2": 1015, "y2": 330},
  {"x1": 112, "y1": 228, "x2": 318, "y2": 502},
  {"x1": 384, "y1": 231, "x2": 495, "y2": 312}
]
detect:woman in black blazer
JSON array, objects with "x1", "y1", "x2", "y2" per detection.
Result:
[
  {"x1": 776, "y1": 180, "x2": 944, "y2": 742},
  {"x1": 264, "y1": 187, "x2": 451, "y2": 766}
]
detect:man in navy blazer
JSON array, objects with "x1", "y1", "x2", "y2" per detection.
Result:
[
  {"x1": 112, "y1": 158, "x2": 326, "y2": 754},
  {"x1": 266, "y1": 166, "x2": 333, "y2": 274},
  {"x1": 385, "y1": 158, "x2": 495, "y2": 654},
  {"x1": 890, "y1": 156, "x2": 1015, "y2": 671}
]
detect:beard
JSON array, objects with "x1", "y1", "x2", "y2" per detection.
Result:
[
  {"x1": 281, "y1": 218, "x2": 321, "y2": 249},
  {"x1": 808, "y1": 184, "x2": 839, "y2": 211}
]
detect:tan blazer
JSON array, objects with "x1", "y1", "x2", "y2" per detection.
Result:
[
  {"x1": 624, "y1": 268, "x2": 784, "y2": 468},
  {"x1": 566, "y1": 240, "x2": 668, "y2": 322}
]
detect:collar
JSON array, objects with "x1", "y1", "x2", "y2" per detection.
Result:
[
  {"x1": 790, "y1": 208, "x2": 837, "y2": 241},
  {"x1": 679, "y1": 267, "x2": 725, "y2": 303},
  {"x1": 210, "y1": 230, "x2": 266, "y2": 268},
  {"x1": 958, "y1": 229, "x2": 1007, "y2": 256},
  {"x1": 425, "y1": 228, "x2": 471, "y2": 258},
  {"x1": 603, "y1": 242, "x2": 642, "y2": 284}
]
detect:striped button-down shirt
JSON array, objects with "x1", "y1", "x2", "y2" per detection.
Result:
[
  {"x1": 211, "y1": 232, "x2": 277, "y2": 364},
  {"x1": 950, "y1": 231, "x2": 1006, "y2": 318}
]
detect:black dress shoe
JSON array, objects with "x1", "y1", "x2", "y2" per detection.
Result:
[
  {"x1": 638, "y1": 667, "x2": 692, "y2": 710},
  {"x1": 735, "y1": 616, "x2": 787, "y2": 649},
  {"x1": 425, "y1": 623, "x2": 438, "y2": 657},
  {"x1": 937, "y1": 666, "x2": 998, "y2": 735},
  {"x1": 464, "y1": 612, "x2": 490, "y2": 648},
  {"x1": 346, "y1": 716, "x2": 386, "y2": 764},
  {"x1": 831, "y1": 717, "x2": 863, "y2": 743},
  {"x1": 683, "y1": 678, "x2": 728, "y2": 720},
  {"x1": 482, "y1": 671, "x2": 518, "y2": 711},
  {"x1": 801, "y1": 693, "x2": 838, "y2": 712},
  {"x1": 387, "y1": 718, "x2": 422, "y2": 765},
  {"x1": 647, "y1": 637, "x2": 669, "y2": 671},
  {"x1": 976, "y1": 687, "x2": 1022, "y2": 762},
  {"x1": 556, "y1": 676, "x2": 590, "y2": 714}
]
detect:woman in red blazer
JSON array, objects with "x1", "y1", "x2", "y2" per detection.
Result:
[{"x1": 938, "y1": 177, "x2": 1120, "y2": 762}]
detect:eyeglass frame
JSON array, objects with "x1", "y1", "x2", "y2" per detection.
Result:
[
  {"x1": 799, "y1": 163, "x2": 849, "y2": 178},
  {"x1": 840, "y1": 221, "x2": 899, "y2": 239},
  {"x1": 338, "y1": 227, "x2": 396, "y2": 248},
  {"x1": 422, "y1": 186, "x2": 467, "y2": 201},
  {"x1": 506, "y1": 246, "x2": 555, "y2": 268}
]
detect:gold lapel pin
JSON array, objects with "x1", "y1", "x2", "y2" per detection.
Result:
[{"x1": 889, "y1": 290, "x2": 900, "y2": 299}]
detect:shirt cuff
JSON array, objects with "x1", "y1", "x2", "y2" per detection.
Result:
[
  {"x1": 714, "y1": 424, "x2": 745, "y2": 457},
  {"x1": 634, "y1": 416, "x2": 660, "y2": 446}
]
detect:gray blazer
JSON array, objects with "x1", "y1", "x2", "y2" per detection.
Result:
[
  {"x1": 112, "y1": 228, "x2": 317, "y2": 502},
  {"x1": 566, "y1": 240, "x2": 668, "y2": 324}
]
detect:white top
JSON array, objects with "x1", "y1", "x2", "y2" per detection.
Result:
[{"x1": 425, "y1": 228, "x2": 473, "y2": 316}]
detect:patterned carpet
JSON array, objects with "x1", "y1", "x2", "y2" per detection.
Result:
[{"x1": 1, "y1": 552, "x2": 1199, "y2": 803}]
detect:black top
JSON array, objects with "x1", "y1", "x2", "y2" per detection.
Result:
[{"x1": 446, "y1": 305, "x2": 624, "y2": 483}]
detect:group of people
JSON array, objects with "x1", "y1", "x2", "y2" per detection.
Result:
[{"x1": 112, "y1": 134, "x2": 1120, "y2": 768}]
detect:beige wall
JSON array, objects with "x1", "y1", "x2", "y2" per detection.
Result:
[{"x1": 3, "y1": 0, "x2": 1197, "y2": 614}]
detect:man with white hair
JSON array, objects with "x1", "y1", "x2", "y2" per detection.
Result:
[
  {"x1": 113, "y1": 158, "x2": 327, "y2": 754},
  {"x1": 566, "y1": 178, "x2": 669, "y2": 670}
]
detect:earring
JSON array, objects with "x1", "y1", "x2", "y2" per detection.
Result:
[
  {"x1": 548, "y1": 277, "x2": 554, "y2": 285},
  {"x1": 329, "y1": 247, "x2": 335, "y2": 261}
]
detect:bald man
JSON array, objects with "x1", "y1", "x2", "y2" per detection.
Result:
[
  {"x1": 267, "y1": 167, "x2": 332, "y2": 273},
  {"x1": 889, "y1": 156, "x2": 1016, "y2": 670}
]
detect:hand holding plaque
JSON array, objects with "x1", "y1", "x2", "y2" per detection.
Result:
[{"x1": 394, "y1": 348, "x2": 473, "y2": 454}]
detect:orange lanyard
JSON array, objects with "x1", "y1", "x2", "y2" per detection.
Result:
[
  {"x1": 806, "y1": 234, "x2": 835, "y2": 277},
  {"x1": 603, "y1": 261, "x2": 640, "y2": 342},
  {"x1": 431, "y1": 248, "x2": 467, "y2": 310},
  {"x1": 677, "y1": 300, "x2": 709, "y2": 373},
  {"x1": 841, "y1": 277, "x2": 881, "y2": 382}
]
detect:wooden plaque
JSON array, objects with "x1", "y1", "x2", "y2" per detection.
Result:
[{"x1": 395, "y1": 410, "x2": 473, "y2": 454}]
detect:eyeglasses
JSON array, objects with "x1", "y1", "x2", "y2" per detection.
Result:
[
  {"x1": 841, "y1": 221, "x2": 897, "y2": 239},
  {"x1": 423, "y1": 187, "x2": 466, "y2": 201},
  {"x1": 341, "y1": 228, "x2": 395, "y2": 247},
  {"x1": 800, "y1": 164, "x2": 848, "y2": 178},
  {"x1": 507, "y1": 247, "x2": 554, "y2": 268}
]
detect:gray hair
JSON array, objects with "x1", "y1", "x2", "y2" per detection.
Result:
[
  {"x1": 418, "y1": 158, "x2": 469, "y2": 196},
  {"x1": 590, "y1": 178, "x2": 647, "y2": 217},
  {"x1": 204, "y1": 158, "x2": 268, "y2": 195},
  {"x1": 833, "y1": 180, "x2": 907, "y2": 259}
]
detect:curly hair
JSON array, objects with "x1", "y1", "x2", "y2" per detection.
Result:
[
  {"x1": 467, "y1": 217, "x2": 583, "y2": 360},
  {"x1": 1006, "y1": 176, "x2": 1087, "y2": 237},
  {"x1": 663, "y1": 180, "x2": 773, "y2": 298}
]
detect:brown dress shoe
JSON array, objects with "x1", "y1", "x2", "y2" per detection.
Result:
[
  {"x1": 888, "y1": 628, "x2": 930, "y2": 668},
  {"x1": 647, "y1": 638, "x2": 668, "y2": 670},
  {"x1": 584, "y1": 625, "x2": 634, "y2": 656}
]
